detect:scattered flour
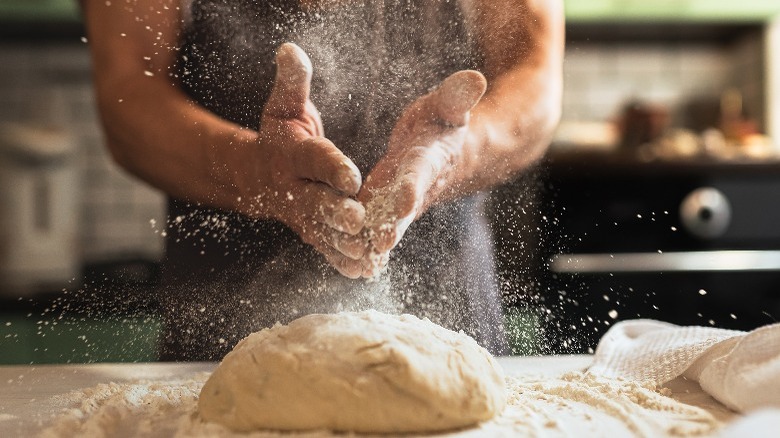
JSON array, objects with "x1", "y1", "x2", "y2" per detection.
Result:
[
  {"x1": 497, "y1": 372, "x2": 720, "y2": 437},
  {"x1": 40, "y1": 376, "x2": 206, "y2": 438},
  {"x1": 39, "y1": 371, "x2": 722, "y2": 438}
]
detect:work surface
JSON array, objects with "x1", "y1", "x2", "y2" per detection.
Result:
[{"x1": 0, "y1": 356, "x2": 737, "y2": 437}]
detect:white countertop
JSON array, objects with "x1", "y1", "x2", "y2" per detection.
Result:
[{"x1": 0, "y1": 356, "x2": 736, "y2": 437}]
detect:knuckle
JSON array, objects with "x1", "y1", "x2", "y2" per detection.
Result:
[{"x1": 336, "y1": 259, "x2": 361, "y2": 279}]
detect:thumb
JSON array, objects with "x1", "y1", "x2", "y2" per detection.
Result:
[
  {"x1": 426, "y1": 70, "x2": 487, "y2": 127},
  {"x1": 264, "y1": 43, "x2": 313, "y2": 118}
]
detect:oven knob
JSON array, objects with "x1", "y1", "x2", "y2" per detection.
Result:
[{"x1": 679, "y1": 187, "x2": 731, "y2": 238}]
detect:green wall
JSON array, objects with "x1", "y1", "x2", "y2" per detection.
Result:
[{"x1": 0, "y1": 313, "x2": 160, "y2": 364}]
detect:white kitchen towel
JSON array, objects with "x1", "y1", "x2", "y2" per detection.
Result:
[
  {"x1": 718, "y1": 410, "x2": 780, "y2": 438},
  {"x1": 588, "y1": 319, "x2": 780, "y2": 413}
]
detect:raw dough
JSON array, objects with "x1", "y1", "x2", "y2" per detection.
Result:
[{"x1": 198, "y1": 310, "x2": 506, "y2": 433}]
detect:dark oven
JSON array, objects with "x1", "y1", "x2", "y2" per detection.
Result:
[{"x1": 535, "y1": 152, "x2": 780, "y2": 353}]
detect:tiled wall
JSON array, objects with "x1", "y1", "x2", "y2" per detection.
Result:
[
  {"x1": 0, "y1": 42, "x2": 166, "y2": 265},
  {"x1": 0, "y1": 30, "x2": 769, "y2": 267},
  {"x1": 562, "y1": 33, "x2": 765, "y2": 131}
]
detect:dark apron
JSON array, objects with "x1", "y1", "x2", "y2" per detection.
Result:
[{"x1": 159, "y1": 0, "x2": 508, "y2": 360}]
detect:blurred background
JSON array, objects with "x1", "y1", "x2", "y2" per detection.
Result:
[{"x1": 1, "y1": 0, "x2": 780, "y2": 363}]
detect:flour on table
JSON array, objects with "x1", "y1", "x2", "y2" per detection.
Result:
[
  {"x1": 39, "y1": 376, "x2": 206, "y2": 438},
  {"x1": 37, "y1": 307, "x2": 722, "y2": 438},
  {"x1": 495, "y1": 372, "x2": 721, "y2": 437},
  {"x1": 39, "y1": 371, "x2": 723, "y2": 438}
]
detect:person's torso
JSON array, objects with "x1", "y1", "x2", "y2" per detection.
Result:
[
  {"x1": 179, "y1": 0, "x2": 479, "y2": 174},
  {"x1": 160, "y1": 0, "x2": 507, "y2": 355}
]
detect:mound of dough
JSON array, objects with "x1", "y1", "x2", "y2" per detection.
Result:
[{"x1": 198, "y1": 310, "x2": 506, "y2": 433}]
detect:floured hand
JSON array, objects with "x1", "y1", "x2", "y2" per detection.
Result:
[
  {"x1": 241, "y1": 43, "x2": 367, "y2": 278},
  {"x1": 349, "y1": 70, "x2": 487, "y2": 277}
]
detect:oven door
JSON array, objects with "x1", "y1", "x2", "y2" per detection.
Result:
[{"x1": 532, "y1": 154, "x2": 780, "y2": 353}]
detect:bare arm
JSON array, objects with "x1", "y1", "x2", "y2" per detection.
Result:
[
  {"x1": 83, "y1": 1, "x2": 368, "y2": 277},
  {"x1": 449, "y1": 0, "x2": 565, "y2": 198},
  {"x1": 83, "y1": 0, "x2": 258, "y2": 212},
  {"x1": 356, "y1": 0, "x2": 564, "y2": 276}
]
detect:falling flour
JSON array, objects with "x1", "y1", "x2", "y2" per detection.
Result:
[{"x1": 39, "y1": 371, "x2": 722, "y2": 438}]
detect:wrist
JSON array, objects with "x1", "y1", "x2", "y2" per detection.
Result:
[
  {"x1": 435, "y1": 112, "x2": 491, "y2": 204},
  {"x1": 204, "y1": 125, "x2": 268, "y2": 217}
]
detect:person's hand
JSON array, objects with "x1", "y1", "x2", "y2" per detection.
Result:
[
  {"x1": 239, "y1": 43, "x2": 367, "y2": 278},
  {"x1": 355, "y1": 70, "x2": 487, "y2": 277}
]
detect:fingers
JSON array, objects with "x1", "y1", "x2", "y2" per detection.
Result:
[
  {"x1": 427, "y1": 70, "x2": 487, "y2": 127},
  {"x1": 324, "y1": 250, "x2": 364, "y2": 279},
  {"x1": 361, "y1": 250, "x2": 389, "y2": 279},
  {"x1": 307, "y1": 182, "x2": 365, "y2": 234},
  {"x1": 364, "y1": 178, "x2": 416, "y2": 253},
  {"x1": 304, "y1": 222, "x2": 367, "y2": 260},
  {"x1": 256, "y1": 43, "x2": 370, "y2": 278},
  {"x1": 372, "y1": 211, "x2": 415, "y2": 254},
  {"x1": 329, "y1": 232, "x2": 368, "y2": 260},
  {"x1": 264, "y1": 43, "x2": 313, "y2": 119},
  {"x1": 296, "y1": 223, "x2": 366, "y2": 279},
  {"x1": 320, "y1": 196, "x2": 365, "y2": 236},
  {"x1": 364, "y1": 143, "x2": 449, "y2": 253},
  {"x1": 286, "y1": 181, "x2": 365, "y2": 235},
  {"x1": 293, "y1": 137, "x2": 362, "y2": 196}
]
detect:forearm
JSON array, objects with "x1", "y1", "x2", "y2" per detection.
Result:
[
  {"x1": 457, "y1": 57, "x2": 562, "y2": 194},
  {"x1": 95, "y1": 74, "x2": 259, "y2": 214},
  {"x1": 439, "y1": 0, "x2": 564, "y2": 200},
  {"x1": 84, "y1": 0, "x2": 259, "y2": 215}
]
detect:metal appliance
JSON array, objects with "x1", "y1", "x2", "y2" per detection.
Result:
[
  {"x1": 536, "y1": 152, "x2": 780, "y2": 352},
  {"x1": 0, "y1": 123, "x2": 79, "y2": 295}
]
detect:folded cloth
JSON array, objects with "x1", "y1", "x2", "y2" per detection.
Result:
[
  {"x1": 588, "y1": 319, "x2": 780, "y2": 413},
  {"x1": 717, "y1": 410, "x2": 780, "y2": 438}
]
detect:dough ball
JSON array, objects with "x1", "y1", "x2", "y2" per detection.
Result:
[{"x1": 198, "y1": 310, "x2": 506, "y2": 433}]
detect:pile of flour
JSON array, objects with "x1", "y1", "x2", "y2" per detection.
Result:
[
  {"x1": 40, "y1": 371, "x2": 722, "y2": 438},
  {"x1": 40, "y1": 376, "x2": 205, "y2": 438}
]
